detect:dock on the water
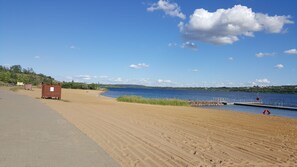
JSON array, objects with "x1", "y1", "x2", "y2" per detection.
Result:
[
  {"x1": 189, "y1": 100, "x2": 224, "y2": 107},
  {"x1": 233, "y1": 102, "x2": 297, "y2": 111}
]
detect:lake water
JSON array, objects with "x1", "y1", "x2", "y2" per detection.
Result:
[{"x1": 102, "y1": 88, "x2": 297, "y2": 118}]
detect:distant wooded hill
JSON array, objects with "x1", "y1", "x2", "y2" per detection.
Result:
[
  {"x1": 0, "y1": 65, "x2": 101, "y2": 90},
  {"x1": 0, "y1": 65, "x2": 55, "y2": 86}
]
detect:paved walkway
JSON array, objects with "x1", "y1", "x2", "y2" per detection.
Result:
[{"x1": 0, "y1": 90, "x2": 120, "y2": 167}]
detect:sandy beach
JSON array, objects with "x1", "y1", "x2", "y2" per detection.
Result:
[{"x1": 10, "y1": 87, "x2": 297, "y2": 166}]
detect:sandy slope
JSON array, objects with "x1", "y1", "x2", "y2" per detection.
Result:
[{"x1": 14, "y1": 88, "x2": 297, "y2": 166}]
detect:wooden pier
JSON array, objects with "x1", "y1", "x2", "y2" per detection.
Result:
[
  {"x1": 189, "y1": 100, "x2": 297, "y2": 111},
  {"x1": 233, "y1": 102, "x2": 297, "y2": 111},
  {"x1": 189, "y1": 100, "x2": 224, "y2": 107}
]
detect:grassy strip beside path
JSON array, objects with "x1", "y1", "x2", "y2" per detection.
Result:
[{"x1": 117, "y1": 96, "x2": 190, "y2": 106}]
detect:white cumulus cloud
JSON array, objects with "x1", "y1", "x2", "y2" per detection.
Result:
[
  {"x1": 179, "y1": 5, "x2": 293, "y2": 44},
  {"x1": 181, "y1": 41, "x2": 197, "y2": 50},
  {"x1": 274, "y1": 64, "x2": 284, "y2": 69},
  {"x1": 114, "y1": 77, "x2": 123, "y2": 82},
  {"x1": 147, "y1": 0, "x2": 186, "y2": 20},
  {"x1": 75, "y1": 75, "x2": 96, "y2": 80},
  {"x1": 255, "y1": 78, "x2": 271, "y2": 84},
  {"x1": 256, "y1": 52, "x2": 275, "y2": 58},
  {"x1": 99, "y1": 75, "x2": 109, "y2": 79},
  {"x1": 284, "y1": 49, "x2": 297, "y2": 54},
  {"x1": 157, "y1": 79, "x2": 172, "y2": 84},
  {"x1": 168, "y1": 42, "x2": 178, "y2": 47},
  {"x1": 129, "y1": 63, "x2": 149, "y2": 69}
]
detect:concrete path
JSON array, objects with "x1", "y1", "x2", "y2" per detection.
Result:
[{"x1": 0, "y1": 90, "x2": 120, "y2": 167}]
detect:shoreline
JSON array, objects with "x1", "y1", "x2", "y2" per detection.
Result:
[
  {"x1": 4, "y1": 87, "x2": 297, "y2": 166},
  {"x1": 102, "y1": 92, "x2": 297, "y2": 119},
  {"x1": 100, "y1": 85, "x2": 297, "y2": 94}
]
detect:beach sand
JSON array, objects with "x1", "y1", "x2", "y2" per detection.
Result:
[{"x1": 12, "y1": 87, "x2": 297, "y2": 166}]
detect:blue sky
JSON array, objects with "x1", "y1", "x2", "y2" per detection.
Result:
[{"x1": 0, "y1": 0, "x2": 296, "y2": 87}]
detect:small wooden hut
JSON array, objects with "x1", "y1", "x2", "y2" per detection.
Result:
[{"x1": 41, "y1": 83, "x2": 62, "y2": 99}]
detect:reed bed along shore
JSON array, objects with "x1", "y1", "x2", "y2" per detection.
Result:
[
  {"x1": 117, "y1": 96, "x2": 190, "y2": 106},
  {"x1": 117, "y1": 95, "x2": 226, "y2": 107}
]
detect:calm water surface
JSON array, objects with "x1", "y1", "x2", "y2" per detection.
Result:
[{"x1": 102, "y1": 88, "x2": 297, "y2": 118}]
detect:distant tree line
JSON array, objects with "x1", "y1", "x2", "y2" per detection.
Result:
[
  {"x1": 100, "y1": 84, "x2": 297, "y2": 94},
  {"x1": 0, "y1": 65, "x2": 55, "y2": 85},
  {"x1": 228, "y1": 86, "x2": 297, "y2": 94},
  {"x1": 164, "y1": 86, "x2": 297, "y2": 94},
  {"x1": 61, "y1": 81, "x2": 99, "y2": 90}
]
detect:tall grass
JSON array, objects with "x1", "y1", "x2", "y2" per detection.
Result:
[{"x1": 117, "y1": 96, "x2": 190, "y2": 106}]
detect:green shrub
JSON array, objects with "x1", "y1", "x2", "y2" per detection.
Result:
[{"x1": 117, "y1": 96, "x2": 190, "y2": 106}]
